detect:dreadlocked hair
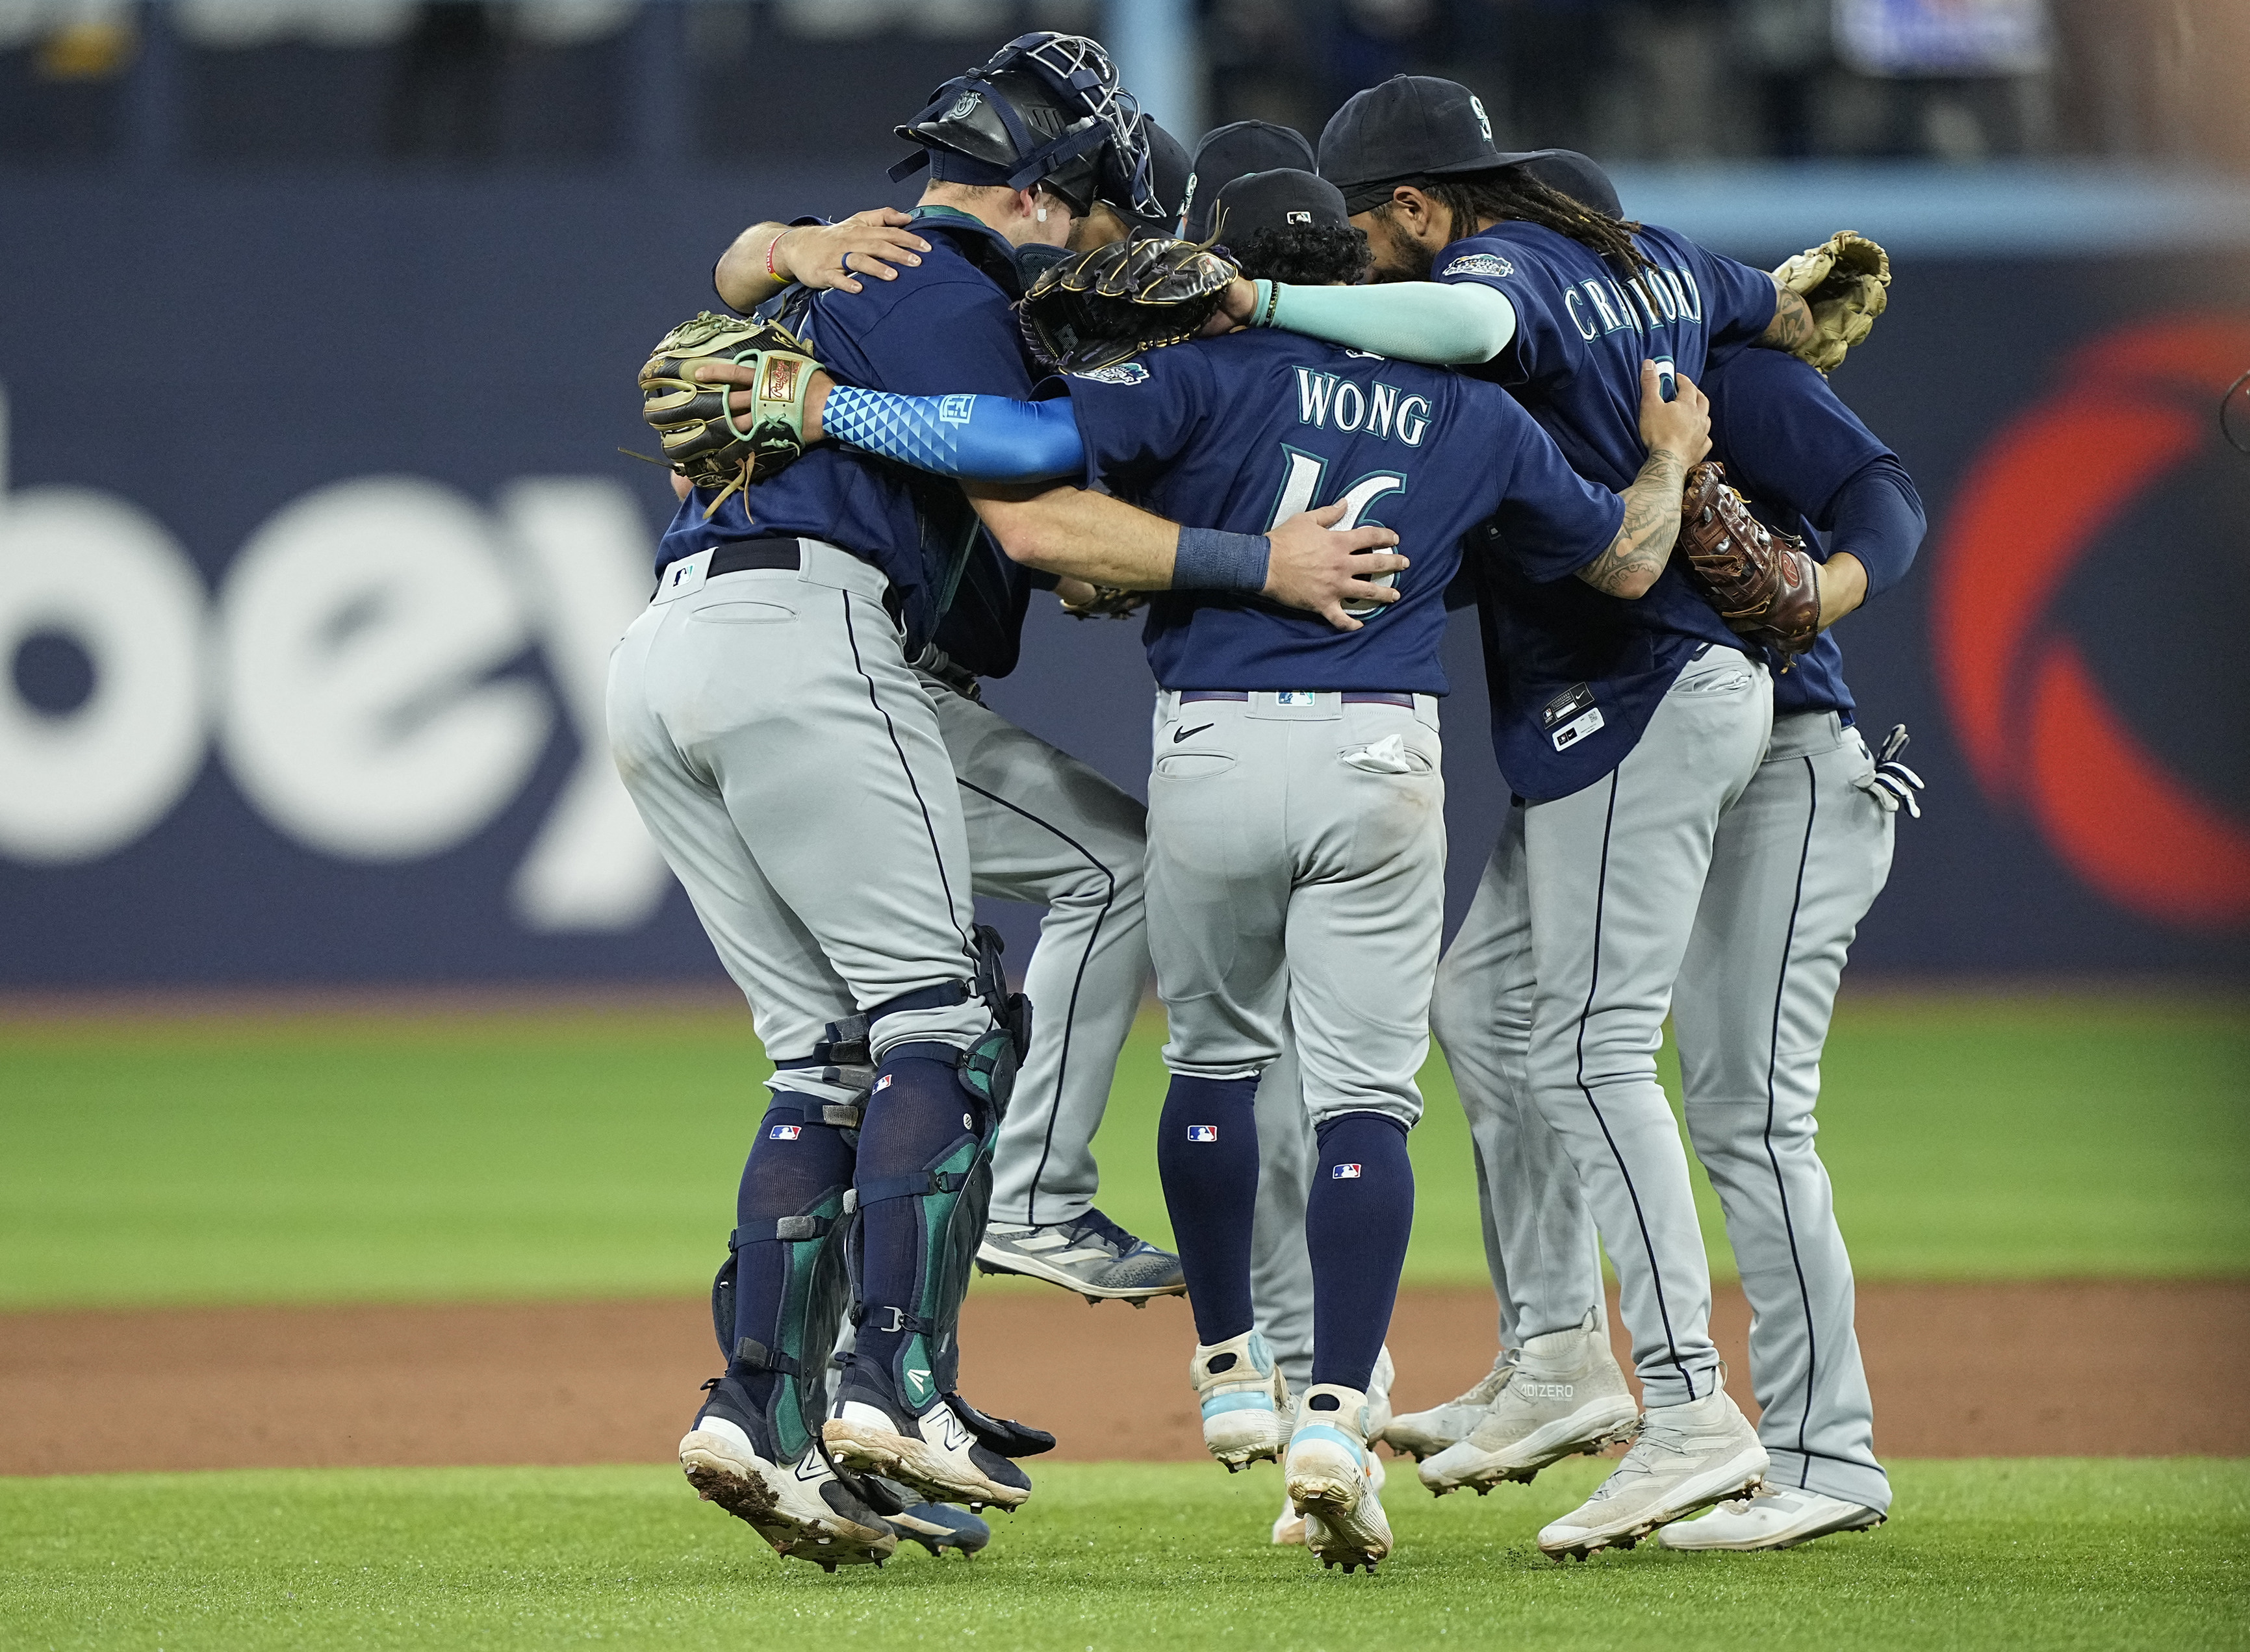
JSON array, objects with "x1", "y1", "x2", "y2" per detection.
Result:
[
  {"x1": 1227, "y1": 223, "x2": 1374, "y2": 287},
  {"x1": 1386, "y1": 166, "x2": 1651, "y2": 280}
]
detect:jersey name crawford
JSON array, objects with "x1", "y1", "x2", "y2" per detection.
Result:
[{"x1": 1293, "y1": 367, "x2": 1432, "y2": 446}]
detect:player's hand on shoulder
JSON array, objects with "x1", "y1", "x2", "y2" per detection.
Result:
[
  {"x1": 1265, "y1": 500, "x2": 1407, "y2": 633},
  {"x1": 781, "y1": 209, "x2": 931, "y2": 296},
  {"x1": 1638, "y1": 360, "x2": 1711, "y2": 470}
]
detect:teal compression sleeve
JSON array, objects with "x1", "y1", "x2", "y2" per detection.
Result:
[
  {"x1": 1257, "y1": 278, "x2": 1516, "y2": 365},
  {"x1": 820, "y1": 386, "x2": 1086, "y2": 481}
]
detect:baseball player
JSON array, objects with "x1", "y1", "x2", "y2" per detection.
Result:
[
  {"x1": 1203, "y1": 75, "x2": 1863, "y2": 1557},
  {"x1": 753, "y1": 183, "x2": 1715, "y2": 1569},
  {"x1": 625, "y1": 34, "x2": 1405, "y2": 1571},
  {"x1": 1179, "y1": 120, "x2": 1318, "y2": 241},
  {"x1": 705, "y1": 99, "x2": 1202, "y2": 1310}
]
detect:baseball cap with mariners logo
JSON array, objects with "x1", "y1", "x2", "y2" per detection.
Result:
[
  {"x1": 1318, "y1": 74, "x2": 1558, "y2": 214},
  {"x1": 1181, "y1": 120, "x2": 1316, "y2": 240}
]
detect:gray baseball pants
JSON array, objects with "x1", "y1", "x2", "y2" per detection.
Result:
[
  {"x1": 1145, "y1": 691, "x2": 1446, "y2": 1127},
  {"x1": 1672, "y1": 708, "x2": 1895, "y2": 1512},
  {"x1": 605, "y1": 542, "x2": 990, "y2": 1076},
  {"x1": 917, "y1": 670, "x2": 1153, "y2": 1229},
  {"x1": 1508, "y1": 644, "x2": 1774, "y2": 1410}
]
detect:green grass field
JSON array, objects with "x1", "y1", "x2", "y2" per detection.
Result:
[
  {"x1": 5, "y1": 1460, "x2": 2244, "y2": 1651},
  {"x1": 2, "y1": 993, "x2": 2243, "y2": 1308}
]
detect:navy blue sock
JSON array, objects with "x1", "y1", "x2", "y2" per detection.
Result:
[
  {"x1": 1156, "y1": 1074, "x2": 1260, "y2": 1347},
  {"x1": 853, "y1": 1041, "x2": 980, "y2": 1384},
  {"x1": 1307, "y1": 1111, "x2": 1414, "y2": 1392},
  {"x1": 731, "y1": 1102, "x2": 856, "y2": 1412}
]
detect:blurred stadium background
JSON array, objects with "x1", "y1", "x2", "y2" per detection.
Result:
[{"x1": 1, "y1": 6, "x2": 2245, "y2": 1643}]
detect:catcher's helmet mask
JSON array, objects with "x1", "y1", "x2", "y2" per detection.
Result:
[{"x1": 891, "y1": 32, "x2": 1158, "y2": 221}]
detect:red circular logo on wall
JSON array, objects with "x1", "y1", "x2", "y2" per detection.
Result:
[{"x1": 1933, "y1": 315, "x2": 2250, "y2": 930}]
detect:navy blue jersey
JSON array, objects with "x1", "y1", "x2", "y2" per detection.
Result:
[
  {"x1": 1436, "y1": 220, "x2": 1779, "y2": 798},
  {"x1": 655, "y1": 209, "x2": 1033, "y2": 671},
  {"x1": 1059, "y1": 329, "x2": 1623, "y2": 694},
  {"x1": 1704, "y1": 349, "x2": 1903, "y2": 720}
]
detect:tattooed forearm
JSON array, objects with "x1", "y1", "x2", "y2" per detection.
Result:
[
  {"x1": 1759, "y1": 283, "x2": 1817, "y2": 353},
  {"x1": 1578, "y1": 448, "x2": 1689, "y2": 598}
]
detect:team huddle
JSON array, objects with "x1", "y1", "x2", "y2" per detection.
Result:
[{"x1": 610, "y1": 31, "x2": 1927, "y2": 1576}]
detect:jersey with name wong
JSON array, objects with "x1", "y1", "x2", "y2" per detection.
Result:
[
  {"x1": 1436, "y1": 220, "x2": 1780, "y2": 798},
  {"x1": 655, "y1": 209, "x2": 1034, "y2": 670},
  {"x1": 1058, "y1": 329, "x2": 1623, "y2": 694}
]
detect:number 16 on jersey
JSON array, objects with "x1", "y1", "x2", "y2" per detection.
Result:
[{"x1": 1267, "y1": 446, "x2": 1408, "y2": 618}]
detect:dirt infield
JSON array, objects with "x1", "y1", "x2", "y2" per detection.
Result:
[{"x1": 5, "y1": 1280, "x2": 2244, "y2": 1477}]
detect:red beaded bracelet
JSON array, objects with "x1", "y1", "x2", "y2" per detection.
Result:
[{"x1": 764, "y1": 230, "x2": 786, "y2": 281}]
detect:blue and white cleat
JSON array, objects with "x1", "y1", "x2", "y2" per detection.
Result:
[
  {"x1": 1190, "y1": 1330, "x2": 1292, "y2": 1470},
  {"x1": 880, "y1": 1488, "x2": 993, "y2": 1558},
  {"x1": 1286, "y1": 1383, "x2": 1392, "y2": 1572}
]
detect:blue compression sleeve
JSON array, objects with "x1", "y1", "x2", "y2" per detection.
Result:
[
  {"x1": 819, "y1": 385, "x2": 1086, "y2": 481},
  {"x1": 1259, "y1": 278, "x2": 1516, "y2": 365},
  {"x1": 1822, "y1": 456, "x2": 1924, "y2": 599}
]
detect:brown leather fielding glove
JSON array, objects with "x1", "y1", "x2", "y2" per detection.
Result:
[
  {"x1": 1676, "y1": 462, "x2": 1821, "y2": 656},
  {"x1": 639, "y1": 311, "x2": 819, "y2": 518},
  {"x1": 1771, "y1": 230, "x2": 1889, "y2": 374},
  {"x1": 1020, "y1": 235, "x2": 1242, "y2": 375}
]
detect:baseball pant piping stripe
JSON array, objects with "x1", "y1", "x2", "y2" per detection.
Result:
[
  {"x1": 958, "y1": 776, "x2": 1121, "y2": 1227},
  {"x1": 1763, "y1": 754, "x2": 1822, "y2": 1475},
  {"x1": 841, "y1": 592, "x2": 975, "y2": 968},
  {"x1": 1571, "y1": 770, "x2": 1696, "y2": 1398}
]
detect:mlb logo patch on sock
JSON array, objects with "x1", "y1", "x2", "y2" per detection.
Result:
[
  {"x1": 1331, "y1": 1163, "x2": 1362, "y2": 1179},
  {"x1": 1186, "y1": 1125, "x2": 1219, "y2": 1142},
  {"x1": 769, "y1": 1125, "x2": 802, "y2": 1141},
  {"x1": 874, "y1": 1074, "x2": 893, "y2": 1092}
]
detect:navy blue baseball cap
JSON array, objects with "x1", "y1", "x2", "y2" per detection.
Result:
[
  {"x1": 1108, "y1": 116, "x2": 1192, "y2": 229},
  {"x1": 1318, "y1": 75, "x2": 1556, "y2": 214},
  {"x1": 1521, "y1": 149, "x2": 1624, "y2": 220},
  {"x1": 1210, "y1": 168, "x2": 1351, "y2": 242},
  {"x1": 1183, "y1": 120, "x2": 1317, "y2": 239}
]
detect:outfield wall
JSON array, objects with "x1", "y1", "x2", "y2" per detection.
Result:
[{"x1": 0, "y1": 173, "x2": 2244, "y2": 983}]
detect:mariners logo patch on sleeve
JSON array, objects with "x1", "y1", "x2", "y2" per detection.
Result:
[
  {"x1": 1441, "y1": 252, "x2": 1515, "y2": 279},
  {"x1": 1073, "y1": 361, "x2": 1151, "y2": 386}
]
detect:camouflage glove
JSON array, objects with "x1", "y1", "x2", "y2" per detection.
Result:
[
  {"x1": 1676, "y1": 462, "x2": 1821, "y2": 656},
  {"x1": 1771, "y1": 231, "x2": 1889, "y2": 374},
  {"x1": 639, "y1": 311, "x2": 819, "y2": 516},
  {"x1": 1019, "y1": 235, "x2": 1241, "y2": 375}
]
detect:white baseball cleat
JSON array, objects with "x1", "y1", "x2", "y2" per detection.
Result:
[
  {"x1": 1382, "y1": 1346, "x2": 1519, "y2": 1459},
  {"x1": 823, "y1": 1369, "x2": 1036, "y2": 1511},
  {"x1": 1190, "y1": 1330, "x2": 1292, "y2": 1470},
  {"x1": 1420, "y1": 1312, "x2": 1640, "y2": 1493},
  {"x1": 679, "y1": 1414, "x2": 897, "y2": 1571},
  {"x1": 1286, "y1": 1384, "x2": 1392, "y2": 1572},
  {"x1": 1657, "y1": 1486, "x2": 1885, "y2": 1551},
  {"x1": 1364, "y1": 1344, "x2": 1397, "y2": 1446},
  {"x1": 1272, "y1": 1447, "x2": 1384, "y2": 1545},
  {"x1": 1537, "y1": 1383, "x2": 1771, "y2": 1561}
]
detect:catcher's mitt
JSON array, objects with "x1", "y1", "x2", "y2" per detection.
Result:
[
  {"x1": 1020, "y1": 235, "x2": 1240, "y2": 375},
  {"x1": 1676, "y1": 462, "x2": 1821, "y2": 656},
  {"x1": 1771, "y1": 231, "x2": 1889, "y2": 374},
  {"x1": 639, "y1": 311, "x2": 820, "y2": 517}
]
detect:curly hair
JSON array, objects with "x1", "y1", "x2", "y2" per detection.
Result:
[
  {"x1": 1377, "y1": 166, "x2": 1650, "y2": 279},
  {"x1": 1226, "y1": 223, "x2": 1374, "y2": 287}
]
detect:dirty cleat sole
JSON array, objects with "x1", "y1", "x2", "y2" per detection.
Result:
[
  {"x1": 680, "y1": 1428, "x2": 896, "y2": 1570},
  {"x1": 823, "y1": 1414, "x2": 1030, "y2": 1512},
  {"x1": 1538, "y1": 1442, "x2": 1769, "y2": 1560}
]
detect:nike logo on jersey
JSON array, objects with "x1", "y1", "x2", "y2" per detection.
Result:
[
  {"x1": 1293, "y1": 368, "x2": 1431, "y2": 446},
  {"x1": 1173, "y1": 722, "x2": 1213, "y2": 744}
]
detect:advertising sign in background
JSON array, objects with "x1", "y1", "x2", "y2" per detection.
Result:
[{"x1": 1, "y1": 175, "x2": 2245, "y2": 984}]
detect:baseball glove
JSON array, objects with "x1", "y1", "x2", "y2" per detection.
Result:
[
  {"x1": 1020, "y1": 235, "x2": 1241, "y2": 375},
  {"x1": 1771, "y1": 231, "x2": 1889, "y2": 374},
  {"x1": 1676, "y1": 462, "x2": 1821, "y2": 656},
  {"x1": 639, "y1": 311, "x2": 820, "y2": 516},
  {"x1": 1059, "y1": 581, "x2": 1144, "y2": 621}
]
